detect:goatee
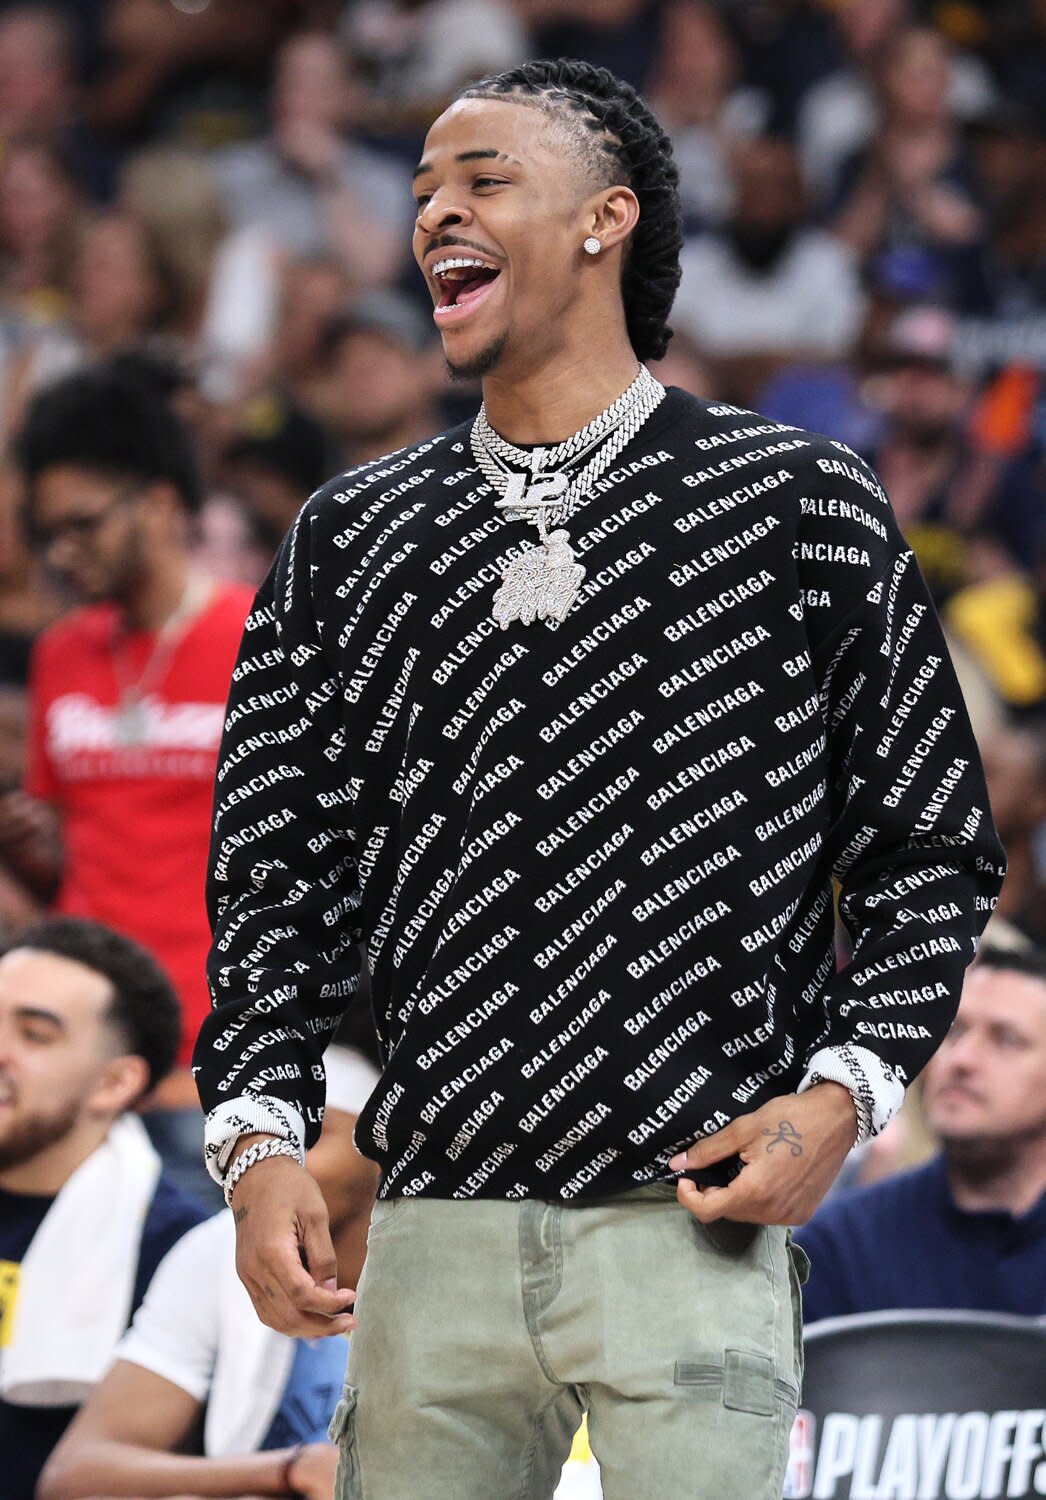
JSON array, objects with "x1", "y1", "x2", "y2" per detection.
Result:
[{"x1": 446, "y1": 332, "x2": 508, "y2": 382}]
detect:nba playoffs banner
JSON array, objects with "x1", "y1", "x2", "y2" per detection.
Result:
[{"x1": 784, "y1": 1311, "x2": 1046, "y2": 1500}]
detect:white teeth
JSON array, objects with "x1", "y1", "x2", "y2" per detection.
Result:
[{"x1": 432, "y1": 256, "x2": 495, "y2": 279}]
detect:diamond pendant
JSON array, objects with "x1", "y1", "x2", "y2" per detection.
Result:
[
  {"x1": 495, "y1": 467, "x2": 569, "y2": 520},
  {"x1": 491, "y1": 529, "x2": 586, "y2": 629}
]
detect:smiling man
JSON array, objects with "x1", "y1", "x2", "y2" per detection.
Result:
[
  {"x1": 796, "y1": 942, "x2": 1046, "y2": 1321},
  {"x1": 0, "y1": 916, "x2": 205, "y2": 1500},
  {"x1": 192, "y1": 60, "x2": 1007, "y2": 1500}
]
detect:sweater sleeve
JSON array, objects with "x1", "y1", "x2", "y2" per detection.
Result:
[
  {"x1": 792, "y1": 443, "x2": 1007, "y2": 1142},
  {"x1": 191, "y1": 500, "x2": 366, "y2": 1185}
]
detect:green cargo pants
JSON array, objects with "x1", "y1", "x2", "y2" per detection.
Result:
[{"x1": 327, "y1": 1180, "x2": 809, "y2": 1500}]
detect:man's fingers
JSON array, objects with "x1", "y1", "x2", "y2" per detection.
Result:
[
  {"x1": 678, "y1": 1179, "x2": 731, "y2": 1221},
  {"x1": 266, "y1": 1306, "x2": 357, "y2": 1339},
  {"x1": 241, "y1": 1256, "x2": 356, "y2": 1337},
  {"x1": 677, "y1": 1171, "x2": 763, "y2": 1223},
  {"x1": 300, "y1": 1208, "x2": 342, "y2": 1292},
  {"x1": 264, "y1": 1231, "x2": 356, "y2": 1316},
  {"x1": 668, "y1": 1115, "x2": 747, "y2": 1171}
]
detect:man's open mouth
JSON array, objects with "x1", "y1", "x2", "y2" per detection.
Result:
[{"x1": 432, "y1": 256, "x2": 502, "y2": 318}]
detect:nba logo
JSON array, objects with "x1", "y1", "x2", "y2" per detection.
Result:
[{"x1": 783, "y1": 1409, "x2": 816, "y2": 1498}]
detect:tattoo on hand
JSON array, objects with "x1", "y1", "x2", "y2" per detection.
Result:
[
  {"x1": 234, "y1": 1204, "x2": 249, "y2": 1225},
  {"x1": 763, "y1": 1120, "x2": 804, "y2": 1156}
]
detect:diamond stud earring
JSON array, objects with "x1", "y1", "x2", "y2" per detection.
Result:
[{"x1": 583, "y1": 236, "x2": 601, "y2": 255}]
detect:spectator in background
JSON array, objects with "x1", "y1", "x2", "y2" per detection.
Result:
[
  {"x1": 258, "y1": 251, "x2": 353, "y2": 416},
  {"x1": 0, "y1": 916, "x2": 207, "y2": 1500},
  {"x1": 6, "y1": 365, "x2": 253, "y2": 1202},
  {"x1": 120, "y1": 145, "x2": 279, "y2": 398},
  {"x1": 866, "y1": 306, "x2": 1041, "y2": 602},
  {"x1": 726, "y1": 0, "x2": 839, "y2": 138},
  {"x1": 673, "y1": 135, "x2": 864, "y2": 403},
  {"x1": 220, "y1": 390, "x2": 336, "y2": 556},
  {"x1": 947, "y1": 106, "x2": 1046, "y2": 378},
  {"x1": 757, "y1": 335, "x2": 890, "y2": 461},
  {"x1": 37, "y1": 1037, "x2": 380, "y2": 1500},
  {"x1": 867, "y1": 305, "x2": 983, "y2": 603},
  {"x1": 68, "y1": 211, "x2": 168, "y2": 354},
  {"x1": 119, "y1": 147, "x2": 231, "y2": 343},
  {"x1": 832, "y1": 27, "x2": 983, "y2": 266},
  {"x1": 646, "y1": 0, "x2": 767, "y2": 231},
  {"x1": 0, "y1": 4, "x2": 116, "y2": 203},
  {"x1": 1, "y1": 209, "x2": 176, "y2": 441},
  {"x1": 215, "y1": 31, "x2": 414, "y2": 287},
  {"x1": 973, "y1": 726, "x2": 1046, "y2": 947},
  {"x1": 797, "y1": 0, "x2": 906, "y2": 205},
  {"x1": 997, "y1": 0, "x2": 1046, "y2": 133},
  {"x1": 797, "y1": 0, "x2": 994, "y2": 210},
  {"x1": 313, "y1": 289, "x2": 443, "y2": 466},
  {"x1": 0, "y1": 136, "x2": 85, "y2": 321},
  {"x1": 0, "y1": 4, "x2": 75, "y2": 142},
  {"x1": 38, "y1": 1209, "x2": 345, "y2": 1500},
  {"x1": 515, "y1": 0, "x2": 656, "y2": 95},
  {"x1": 795, "y1": 942, "x2": 1046, "y2": 1321},
  {"x1": 343, "y1": 0, "x2": 529, "y2": 135},
  {"x1": 87, "y1": 0, "x2": 297, "y2": 150}
]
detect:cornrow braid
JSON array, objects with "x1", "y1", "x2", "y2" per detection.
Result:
[{"x1": 460, "y1": 59, "x2": 683, "y2": 363}]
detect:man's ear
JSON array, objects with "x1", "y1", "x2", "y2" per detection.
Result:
[
  {"x1": 585, "y1": 185, "x2": 641, "y2": 254},
  {"x1": 88, "y1": 1053, "x2": 151, "y2": 1117}
]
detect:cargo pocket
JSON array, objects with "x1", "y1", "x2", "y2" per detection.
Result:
[
  {"x1": 327, "y1": 1384, "x2": 361, "y2": 1499},
  {"x1": 675, "y1": 1350, "x2": 797, "y2": 1415},
  {"x1": 785, "y1": 1230, "x2": 810, "y2": 1389}
]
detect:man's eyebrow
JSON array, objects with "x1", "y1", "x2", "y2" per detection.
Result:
[
  {"x1": 12, "y1": 1005, "x2": 65, "y2": 1031},
  {"x1": 457, "y1": 149, "x2": 523, "y2": 166},
  {"x1": 413, "y1": 148, "x2": 523, "y2": 178}
]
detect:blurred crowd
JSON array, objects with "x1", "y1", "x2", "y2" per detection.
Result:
[
  {"x1": 1, "y1": 0, "x2": 1046, "y2": 791},
  {"x1": 0, "y1": 0, "x2": 1045, "y2": 856},
  {"x1": 0, "y1": 0, "x2": 1043, "y2": 1495}
]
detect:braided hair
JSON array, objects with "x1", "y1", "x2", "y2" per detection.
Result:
[{"x1": 459, "y1": 60, "x2": 683, "y2": 363}]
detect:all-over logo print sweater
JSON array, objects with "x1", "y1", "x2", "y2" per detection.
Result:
[{"x1": 192, "y1": 387, "x2": 1007, "y2": 1201}]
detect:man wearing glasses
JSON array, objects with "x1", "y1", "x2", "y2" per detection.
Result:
[{"x1": 0, "y1": 364, "x2": 252, "y2": 1203}]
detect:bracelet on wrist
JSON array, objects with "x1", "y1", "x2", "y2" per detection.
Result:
[{"x1": 224, "y1": 1136, "x2": 301, "y2": 1208}]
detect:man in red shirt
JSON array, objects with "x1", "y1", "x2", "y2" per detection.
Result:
[{"x1": 3, "y1": 365, "x2": 253, "y2": 1201}]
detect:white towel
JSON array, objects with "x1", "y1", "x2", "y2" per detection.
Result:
[
  {"x1": 116, "y1": 1210, "x2": 295, "y2": 1455},
  {"x1": 0, "y1": 1113, "x2": 162, "y2": 1406},
  {"x1": 206, "y1": 1210, "x2": 295, "y2": 1456}
]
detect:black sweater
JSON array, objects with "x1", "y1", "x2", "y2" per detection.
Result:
[{"x1": 192, "y1": 388, "x2": 1007, "y2": 1201}]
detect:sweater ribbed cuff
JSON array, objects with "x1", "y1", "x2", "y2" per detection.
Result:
[
  {"x1": 202, "y1": 1094, "x2": 307, "y2": 1184},
  {"x1": 796, "y1": 1043, "x2": 905, "y2": 1146}
]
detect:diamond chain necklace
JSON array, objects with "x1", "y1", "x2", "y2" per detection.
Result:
[{"x1": 470, "y1": 364, "x2": 666, "y2": 628}]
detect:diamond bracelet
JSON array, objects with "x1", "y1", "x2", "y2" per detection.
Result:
[{"x1": 223, "y1": 1136, "x2": 302, "y2": 1208}]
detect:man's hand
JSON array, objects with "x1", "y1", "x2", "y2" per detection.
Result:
[
  {"x1": 230, "y1": 1140, "x2": 358, "y2": 1339},
  {"x1": 289, "y1": 1441, "x2": 341, "y2": 1499},
  {"x1": 668, "y1": 1082, "x2": 859, "y2": 1226},
  {"x1": 0, "y1": 790, "x2": 62, "y2": 899}
]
